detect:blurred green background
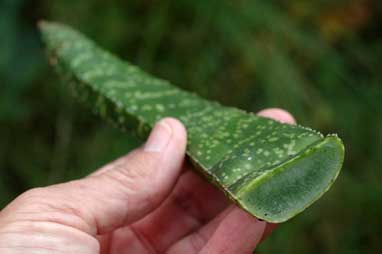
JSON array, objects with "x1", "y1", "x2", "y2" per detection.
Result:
[{"x1": 0, "y1": 0, "x2": 381, "y2": 253}]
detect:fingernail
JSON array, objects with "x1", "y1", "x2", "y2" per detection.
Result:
[{"x1": 144, "y1": 119, "x2": 172, "y2": 152}]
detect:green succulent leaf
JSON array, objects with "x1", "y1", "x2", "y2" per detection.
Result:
[{"x1": 39, "y1": 22, "x2": 344, "y2": 223}]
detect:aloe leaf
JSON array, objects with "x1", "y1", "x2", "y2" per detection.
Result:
[{"x1": 39, "y1": 22, "x2": 344, "y2": 223}]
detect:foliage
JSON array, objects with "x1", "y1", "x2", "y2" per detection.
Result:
[{"x1": 0, "y1": 0, "x2": 381, "y2": 253}]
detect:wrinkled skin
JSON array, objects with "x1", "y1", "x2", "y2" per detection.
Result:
[{"x1": 0, "y1": 108, "x2": 294, "y2": 254}]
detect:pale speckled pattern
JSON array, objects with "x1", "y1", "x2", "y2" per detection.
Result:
[{"x1": 40, "y1": 22, "x2": 344, "y2": 222}]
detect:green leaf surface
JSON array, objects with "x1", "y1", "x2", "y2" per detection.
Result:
[{"x1": 39, "y1": 22, "x2": 345, "y2": 223}]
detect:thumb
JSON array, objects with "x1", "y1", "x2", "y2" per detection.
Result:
[{"x1": 0, "y1": 118, "x2": 187, "y2": 236}]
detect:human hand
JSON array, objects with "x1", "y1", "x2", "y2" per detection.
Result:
[{"x1": 0, "y1": 108, "x2": 295, "y2": 254}]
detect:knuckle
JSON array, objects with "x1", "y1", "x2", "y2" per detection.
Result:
[
  {"x1": 106, "y1": 152, "x2": 158, "y2": 185},
  {"x1": 16, "y1": 187, "x2": 49, "y2": 205}
]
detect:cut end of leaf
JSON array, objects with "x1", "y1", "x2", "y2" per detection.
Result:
[{"x1": 236, "y1": 135, "x2": 344, "y2": 223}]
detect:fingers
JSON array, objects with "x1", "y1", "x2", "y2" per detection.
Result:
[
  {"x1": 115, "y1": 168, "x2": 229, "y2": 252},
  {"x1": 199, "y1": 208, "x2": 266, "y2": 254},
  {"x1": 167, "y1": 108, "x2": 296, "y2": 253},
  {"x1": 166, "y1": 206, "x2": 233, "y2": 254},
  {"x1": 88, "y1": 118, "x2": 188, "y2": 233},
  {"x1": 167, "y1": 206, "x2": 266, "y2": 254},
  {"x1": 125, "y1": 108, "x2": 296, "y2": 253},
  {"x1": 257, "y1": 108, "x2": 296, "y2": 124},
  {"x1": 0, "y1": 118, "x2": 187, "y2": 236}
]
